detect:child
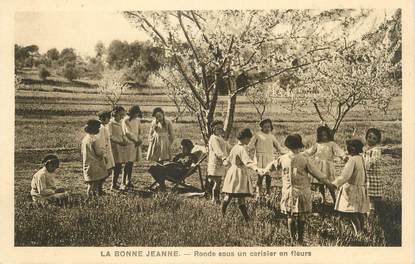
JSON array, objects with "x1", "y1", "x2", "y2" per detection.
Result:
[
  {"x1": 148, "y1": 139, "x2": 198, "y2": 192},
  {"x1": 263, "y1": 134, "x2": 333, "y2": 244},
  {"x1": 147, "y1": 107, "x2": 174, "y2": 162},
  {"x1": 108, "y1": 106, "x2": 128, "y2": 190},
  {"x1": 303, "y1": 126, "x2": 346, "y2": 204},
  {"x1": 363, "y1": 128, "x2": 383, "y2": 213},
  {"x1": 332, "y1": 138, "x2": 370, "y2": 236},
  {"x1": 122, "y1": 105, "x2": 143, "y2": 190},
  {"x1": 97, "y1": 110, "x2": 115, "y2": 193},
  {"x1": 207, "y1": 120, "x2": 230, "y2": 204},
  {"x1": 248, "y1": 118, "x2": 287, "y2": 199},
  {"x1": 30, "y1": 154, "x2": 69, "y2": 204},
  {"x1": 221, "y1": 128, "x2": 262, "y2": 222},
  {"x1": 82, "y1": 119, "x2": 109, "y2": 199}
]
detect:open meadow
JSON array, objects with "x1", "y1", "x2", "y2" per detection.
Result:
[{"x1": 14, "y1": 71, "x2": 402, "y2": 247}]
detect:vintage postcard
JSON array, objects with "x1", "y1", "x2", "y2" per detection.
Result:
[{"x1": 0, "y1": 0, "x2": 413, "y2": 263}]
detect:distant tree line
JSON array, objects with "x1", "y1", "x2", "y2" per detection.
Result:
[{"x1": 14, "y1": 40, "x2": 164, "y2": 84}]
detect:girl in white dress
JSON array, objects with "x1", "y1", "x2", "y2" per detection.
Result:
[
  {"x1": 304, "y1": 126, "x2": 346, "y2": 204},
  {"x1": 332, "y1": 138, "x2": 370, "y2": 236},
  {"x1": 147, "y1": 107, "x2": 174, "y2": 162},
  {"x1": 97, "y1": 110, "x2": 115, "y2": 194},
  {"x1": 222, "y1": 128, "x2": 262, "y2": 222},
  {"x1": 82, "y1": 119, "x2": 108, "y2": 199},
  {"x1": 122, "y1": 105, "x2": 143, "y2": 189},
  {"x1": 108, "y1": 106, "x2": 128, "y2": 190},
  {"x1": 248, "y1": 119, "x2": 287, "y2": 199},
  {"x1": 207, "y1": 120, "x2": 231, "y2": 204}
]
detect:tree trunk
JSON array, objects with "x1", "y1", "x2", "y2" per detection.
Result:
[{"x1": 223, "y1": 77, "x2": 237, "y2": 140}]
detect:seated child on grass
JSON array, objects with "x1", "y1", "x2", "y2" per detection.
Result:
[
  {"x1": 148, "y1": 139, "x2": 199, "y2": 192},
  {"x1": 30, "y1": 154, "x2": 69, "y2": 204}
]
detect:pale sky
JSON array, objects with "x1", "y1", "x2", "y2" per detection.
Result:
[
  {"x1": 15, "y1": 12, "x2": 149, "y2": 56},
  {"x1": 14, "y1": 10, "x2": 394, "y2": 57}
]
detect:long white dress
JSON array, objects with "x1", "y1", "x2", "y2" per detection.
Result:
[
  {"x1": 81, "y1": 134, "x2": 107, "y2": 182},
  {"x1": 333, "y1": 155, "x2": 370, "y2": 213},
  {"x1": 207, "y1": 134, "x2": 230, "y2": 177},
  {"x1": 222, "y1": 142, "x2": 259, "y2": 195},
  {"x1": 97, "y1": 124, "x2": 115, "y2": 169},
  {"x1": 146, "y1": 119, "x2": 174, "y2": 161},
  {"x1": 248, "y1": 131, "x2": 287, "y2": 169},
  {"x1": 122, "y1": 116, "x2": 143, "y2": 162}
]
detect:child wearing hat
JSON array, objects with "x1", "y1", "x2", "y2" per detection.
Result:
[
  {"x1": 207, "y1": 120, "x2": 231, "y2": 204},
  {"x1": 82, "y1": 119, "x2": 109, "y2": 199},
  {"x1": 248, "y1": 118, "x2": 287, "y2": 199},
  {"x1": 108, "y1": 106, "x2": 128, "y2": 190},
  {"x1": 263, "y1": 134, "x2": 334, "y2": 244},
  {"x1": 222, "y1": 128, "x2": 263, "y2": 222},
  {"x1": 30, "y1": 154, "x2": 69, "y2": 204},
  {"x1": 122, "y1": 105, "x2": 143, "y2": 190},
  {"x1": 303, "y1": 126, "x2": 346, "y2": 205},
  {"x1": 332, "y1": 138, "x2": 370, "y2": 236}
]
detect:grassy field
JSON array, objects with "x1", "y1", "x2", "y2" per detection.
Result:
[{"x1": 14, "y1": 71, "x2": 402, "y2": 247}]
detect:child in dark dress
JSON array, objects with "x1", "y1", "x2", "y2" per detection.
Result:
[{"x1": 148, "y1": 139, "x2": 198, "y2": 192}]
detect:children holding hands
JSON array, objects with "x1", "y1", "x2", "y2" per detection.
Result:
[
  {"x1": 207, "y1": 120, "x2": 231, "y2": 204},
  {"x1": 248, "y1": 119, "x2": 287, "y2": 199},
  {"x1": 263, "y1": 134, "x2": 335, "y2": 244}
]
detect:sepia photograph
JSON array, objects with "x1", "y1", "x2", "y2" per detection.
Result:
[{"x1": 12, "y1": 8, "x2": 403, "y2": 248}]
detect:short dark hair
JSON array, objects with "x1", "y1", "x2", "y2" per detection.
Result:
[
  {"x1": 112, "y1": 105, "x2": 126, "y2": 115},
  {"x1": 210, "y1": 120, "x2": 224, "y2": 130},
  {"x1": 236, "y1": 128, "x2": 253, "y2": 140},
  {"x1": 152, "y1": 107, "x2": 164, "y2": 117},
  {"x1": 128, "y1": 105, "x2": 143, "y2": 120},
  {"x1": 366, "y1": 128, "x2": 382, "y2": 144},
  {"x1": 181, "y1": 139, "x2": 194, "y2": 150},
  {"x1": 42, "y1": 154, "x2": 59, "y2": 166},
  {"x1": 316, "y1": 126, "x2": 333, "y2": 142},
  {"x1": 346, "y1": 139, "x2": 364, "y2": 155},
  {"x1": 98, "y1": 110, "x2": 111, "y2": 120},
  {"x1": 259, "y1": 119, "x2": 273, "y2": 131},
  {"x1": 84, "y1": 119, "x2": 101, "y2": 135},
  {"x1": 284, "y1": 134, "x2": 304, "y2": 150}
]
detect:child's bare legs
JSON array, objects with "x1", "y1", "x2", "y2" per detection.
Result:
[
  {"x1": 319, "y1": 185, "x2": 326, "y2": 203},
  {"x1": 265, "y1": 175, "x2": 271, "y2": 195},
  {"x1": 287, "y1": 216, "x2": 297, "y2": 243},
  {"x1": 237, "y1": 197, "x2": 249, "y2": 222},
  {"x1": 112, "y1": 163, "x2": 122, "y2": 189},
  {"x1": 256, "y1": 175, "x2": 264, "y2": 199},
  {"x1": 209, "y1": 177, "x2": 222, "y2": 204},
  {"x1": 221, "y1": 194, "x2": 232, "y2": 216},
  {"x1": 86, "y1": 182, "x2": 96, "y2": 200},
  {"x1": 123, "y1": 162, "x2": 134, "y2": 188},
  {"x1": 297, "y1": 215, "x2": 306, "y2": 244}
]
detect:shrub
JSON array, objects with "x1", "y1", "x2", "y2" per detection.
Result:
[
  {"x1": 38, "y1": 66, "x2": 51, "y2": 81},
  {"x1": 62, "y1": 62, "x2": 80, "y2": 82}
]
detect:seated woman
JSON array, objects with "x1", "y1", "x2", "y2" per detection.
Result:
[
  {"x1": 30, "y1": 154, "x2": 69, "y2": 204},
  {"x1": 148, "y1": 139, "x2": 199, "y2": 192}
]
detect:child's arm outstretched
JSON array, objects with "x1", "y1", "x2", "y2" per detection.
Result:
[
  {"x1": 240, "y1": 147, "x2": 261, "y2": 173},
  {"x1": 210, "y1": 136, "x2": 228, "y2": 163},
  {"x1": 332, "y1": 158, "x2": 355, "y2": 188},
  {"x1": 303, "y1": 143, "x2": 317, "y2": 157},
  {"x1": 272, "y1": 136, "x2": 288, "y2": 154},
  {"x1": 36, "y1": 174, "x2": 56, "y2": 196},
  {"x1": 306, "y1": 158, "x2": 329, "y2": 185}
]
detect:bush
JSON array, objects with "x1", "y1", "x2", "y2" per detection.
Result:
[
  {"x1": 38, "y1": 66, "x2": 51, "y2": 81},
  {"x1": 62, "y1": 62, "x2": 80, "y2": 82}
]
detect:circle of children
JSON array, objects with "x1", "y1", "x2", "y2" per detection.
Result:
[{"x1": 30, "y1": 104, "x2": 384, "y2": 244}]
